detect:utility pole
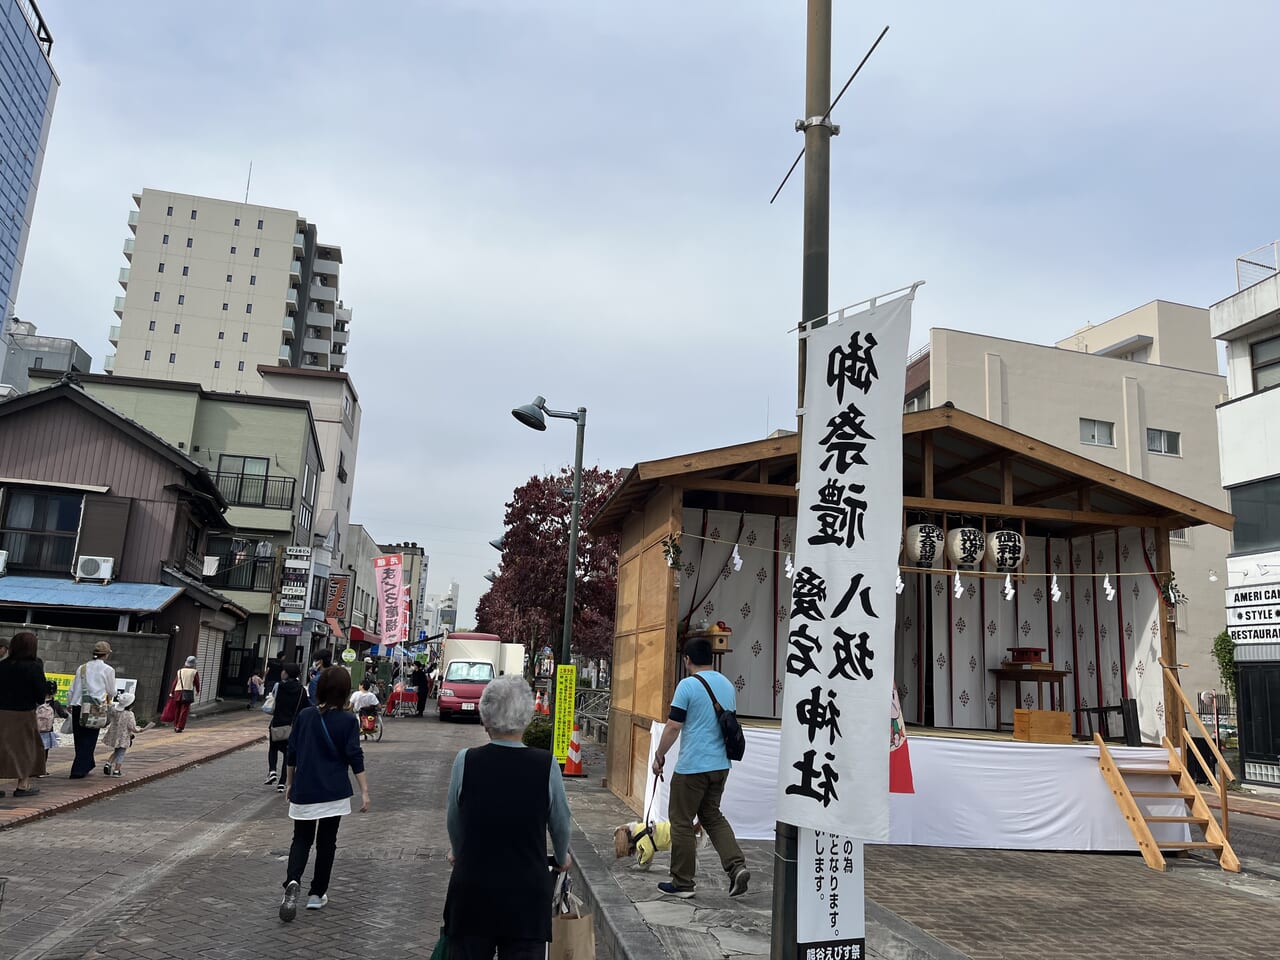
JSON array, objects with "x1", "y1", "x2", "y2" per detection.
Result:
[{"x1": 775, "y1": 3, "x2": 833, "y2": 959}]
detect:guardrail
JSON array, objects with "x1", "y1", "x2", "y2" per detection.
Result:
[{"x1": 575, "y1": 688, "x2": 610, "y2": 744}]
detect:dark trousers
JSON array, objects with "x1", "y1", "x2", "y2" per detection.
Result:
[
  {"x1": 69, "y1": 706, "x2": 101, "y2": 778},
  {"x1": 268, "y1": 741, "x2": 288, "y2": 784},
  {"x1": 449, "y1": 935, "x2": 546, "y2": 960},
  {"x1": 286, "y1": 815, "x2": 342, "y2": 896},
  {"x1": 668, "y1": 769, "x2": 745, "y2": 889},
  {"x1": 416, "y1": 689, "x2": 427, "y2": 716},
  {"x1": 173, "y1": 699, "x2": 191, "y2": 732}
]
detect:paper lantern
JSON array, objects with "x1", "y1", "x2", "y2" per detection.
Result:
[
  {"x1": 945, "y1": 527, "x2": 986, "y2": 570},
  {"x1": 985, "y1": 529, "x2": 1025, "y2": 573},
  {"x1": 904, "y1": 523, "x2": 945, "y2": 568}
]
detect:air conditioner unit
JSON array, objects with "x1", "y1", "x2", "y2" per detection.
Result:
[
  {"x1": 0, "y1": 549, "x2": 8, "y2": 575},
  {"x1": 75, "y1": 555, "x2": 116, "y2": 581}
]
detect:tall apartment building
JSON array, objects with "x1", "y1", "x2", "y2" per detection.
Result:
[
  {"x1": 1209, "y1": 243, "x2": 1280, "y2": 785},
  {"x1": 907, "y1": 300, "x2": 1231, "y2": 702},
  {"x1": 1, "y1": 0, "x2": 58, "y2": 321},
  {"x1": 107, "y1": 189, "x2": 352, "y2": 389}
]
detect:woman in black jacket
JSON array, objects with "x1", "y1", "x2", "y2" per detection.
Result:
[
  {"x1": 0, "y1": 631, "x2": 49, "y2": 798},
  {"x1": 266, "y1": 662, "x2": 310, "y2": 793}
]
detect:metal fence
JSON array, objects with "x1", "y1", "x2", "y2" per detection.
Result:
[
  {"x1": 575, "y1": 688, "x2": 610, "y2": 743},
  {"x1": 212, "y1": 472, "x2": 296, "y2": 509},
  {"x1": 1236, "y1": 241, "x2": 1280, "y2": 291}
]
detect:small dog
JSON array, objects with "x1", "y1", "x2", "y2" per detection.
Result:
[{"x1": 614, "y1": 819, "x2": 704, "y2": 870}]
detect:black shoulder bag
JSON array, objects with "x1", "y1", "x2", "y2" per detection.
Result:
[{"x1": 693, "y1": 674, "x2": 746, "y2": 761}]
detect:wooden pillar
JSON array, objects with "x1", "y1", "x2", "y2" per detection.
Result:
[
  {"x1": 922, "y1": 432, "x2": 935, "y2": 499},
  {"x1": 1155, "y1": 526, "x2": 1179, "y2": 744},
  {"x1": 1001, "y1": 457, "x2": 1014, "y2": 506},
  {"x1": 662, "y1": 484, "x2": 684, "y2": 710}
]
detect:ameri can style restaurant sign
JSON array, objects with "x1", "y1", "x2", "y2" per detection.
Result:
[{"x1": 778, "y1": 285, "x2": 917, "y2": 959}]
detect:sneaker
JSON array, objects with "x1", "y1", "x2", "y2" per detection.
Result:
[
  {"x1": 729, "y1": 869, "x2": 751, "y2": 898},
  {"x1": 264, "y1": 772, "x2": 278, "y2": 785},
  {"x1": 657, "y1": 881, "x2": 695, "y2": 899},
  {"x1": 279, "y1": 880, "x2": 299, "y2": 922},
  {"x1": 103, "y1": 763, "x2": 112, "y2": 775},
  {"x1": 305, "y1": 894, "x2": 328, "y2": 910},
  {"x1": 277, "y1": 783, "x2": 286, "y2": 793},
  {"x1": 112, "y1": 770, "x2": 123, "y2": 778}
]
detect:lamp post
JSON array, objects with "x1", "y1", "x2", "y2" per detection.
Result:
[{"x1": 512, "y1": 395, "x2": 586, "y2": 670}]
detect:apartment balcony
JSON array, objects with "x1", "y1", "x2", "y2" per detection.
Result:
[
  {"x1": 312, "y1": 256, "x2": 340, "y2": 277},
  {"x1": 282, "y1": 317, "x2": 296, "y2": 341},
  {"x1": 213, "y1": 471, "x2": 296, "y2": 509},
  {"x1": 104, "y1": 353, "x2": 115, "y2": 373},
  {"x1": 329, "y1": 350, "x2": 347, "y2": 368},
  {"x1": 117, "y1": 267, "x2": 130, "y2": 289},
  {"x1": 127, "y1": 210, "x2": 139, "y2": 234},
  {"x1": 310, "y1": 282, "x2": 336, "y2": 303},
  {"x1": 122, "y1": 238, "x2": 135, "y2": 262},
  {"x1": 289, "y1": 259, "x2": 301, "y2": 281},
  {"x1": 278, "y1": 344, "x2": 292, "y2": 363},
  {"x1": 113, "y1": 296, "x2": 126, "y2": 318},
  {"x1": 306, "y1": 309, "x2": 332, "y2": 329},
  {"x1": 332, "y1": 325, "x2": 349, "y2": 345},
  {"x1": 285, "y1": 288, "x2": 299, "y2": 314},
  {"x1": 293, "y1": 232, "x2": 305, "y2": 252},
  {"x1": 205, "y1": 554, "x2": 276, "y2": 593},
  {"x1": 108, "y1": 325, "x2": 120, "y2": 347},
  {"x1": 303, "y1": 337, "x2": 331, "y2": 355}
]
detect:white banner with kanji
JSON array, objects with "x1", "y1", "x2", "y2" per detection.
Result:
[{"x1": 775, "y1": 286, "x2": 916, "y2": 840}]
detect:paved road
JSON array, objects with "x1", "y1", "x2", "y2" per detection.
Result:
[{"x1": 0, "y1": 711, "x2": 488, "y2": 960}]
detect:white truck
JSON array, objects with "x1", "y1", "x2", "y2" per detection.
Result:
[{"x1": 437, "y1": 632, "x2": 526, "y2": 721}]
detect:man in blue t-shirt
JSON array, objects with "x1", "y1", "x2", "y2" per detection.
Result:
[{"x1": 651, "y1": 636, "x2": 749, "y2": 899}]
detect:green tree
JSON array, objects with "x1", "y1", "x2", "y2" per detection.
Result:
[{"x1": 1211, "y1": 629, "x2": 1237, "y2": 698}]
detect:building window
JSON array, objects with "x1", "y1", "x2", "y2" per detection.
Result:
[
  {"x1": 238, "y1": 361, "x2": 245, "y2": 371},
  {"x1": 234, "y1": 217, "x2": 240, "y2": 227},
  {"x1": 218, "y1": 331, "x2": 225, "y2": 340},
  {"x1": 0, "y1": 489, "x2": 83, "y2": 574},
  {"x1": 230, "y1": 245, "x2": 237, "y2": 255},
  {"x1": 246, "y1": 304, "x2": 252, "y2": 314},
  {"x1": 168, "y1": 353, "x2": 176, "y2": 363},
  {"x1": 174, "y1": 323, "x2": 181, "y2": 334},
  {"x1": 145, "y1": 350, "x2": 151, "y2": 360},
  {"x1": 181, "y1": 265, "x2": 189, "y2": 277},
  {"x1": 1251, "y1": 334, "x2": 1280, "y2": 391},
  {"x1": 1231, "y1": 476, "x2": 1280, "y2": 553},
  {"x1": 253, "y1": 246, "x2": 260, "y2": 257},
  {"x1": 226, "y1": 274, "x2": 233, "y2": 283},
  {"x1": 185, "y1": 237, "x2": 193, "y2": 248},
  {"x1": 222, "y1": 303, "x2": 229, "y2": 312},
  {"x1": 249, "y1": 275, "x2": 256, "y2": 285},
  {"x1": 162, "y1": 233, "x2": 169, "y2": 245},
  {"x1": 1147, "y1": 429, "x2": 1180, "y2": 456},
  {"x1": 257, "y1": 218, "x2": 264, "y2": 230},
  {"x1": 31, "y1": 356, "x2": 42, "y2": 370},
  {"x1": 242, "y1": 332, "x2": 249, "y2": 342},
  {"x1": 190, "y1": 210, "x2": 198, "y2": 220},
  {"x1": 152, "y1": 292, "x2": 160, "y2": 303},
  {"x1": 166, "y1": 206, "x2": 173, "y2": 217},
  {"x1": 1079, "y1": 418, "x2": 1115, "y2": 447},
  {"x1": 214, "y1": 360, "x2": 221, "y2": 369},
  {"x1": 177, "y1": 295, "x2": 185, "y2": 305},
  {"x1": 158, "y1": 262, "x2": 165, "y2": 273},
  {"x1": 1168, "y1": 528, "x2": 1189, "y2": 544},
  {"x1": 148, "y1": 320, "x2": 156, "y2": 330}
]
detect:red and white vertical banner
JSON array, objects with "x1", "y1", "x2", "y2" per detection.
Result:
[
  {"x1": 777, "y1": 285, "x2": 917, "y2": 840},
  {"x1": 375, "y1": 554, "x2": 404, "y2": 644},
  {"x1": 401, "y1": 585, "x2": 411, "y2": 644}
]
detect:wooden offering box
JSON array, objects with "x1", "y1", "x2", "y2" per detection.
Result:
[
  {"x1": 1013, "y1": 708, "x2": 1073, "y2": 744},
  {"x1": 686, "y1": 629, "x2": 731, "y2": 654}
]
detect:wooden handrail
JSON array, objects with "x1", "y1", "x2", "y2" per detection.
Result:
[
  {"x1": 1181, "y1": 730, "x2": 1220, "y2": 794},
  {"x1": 1158, "y1": 660, "x2": 1236, "y2": 784}
]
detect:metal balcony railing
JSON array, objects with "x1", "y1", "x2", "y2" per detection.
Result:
[
  {"x1": 205, "y1": 554, "x2": 276, "y2": 592},
  {"x1": 1237, "y1": 241, "x2": 1280, "y2": 291},
  {"x1": 212, "y1": 472, "x2": 296, "y2": 509},
  {"x1": 0, "y1": 529, "x2": 77, "y2": 575}
]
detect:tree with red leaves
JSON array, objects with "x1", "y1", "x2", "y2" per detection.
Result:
[{"x1": 476, "y1": 466, "x2": 624, "y2": 664}]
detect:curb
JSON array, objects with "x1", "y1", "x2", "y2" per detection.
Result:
[
  {"x1": 0, "y1": 733, "x2": 266, "y2": 832},
  {"x1": 568, "y1": 816, "x2": 669, "y2": 960},
  {"x1": 866, "y1": 898, "x2": 972, "y2": 960}
]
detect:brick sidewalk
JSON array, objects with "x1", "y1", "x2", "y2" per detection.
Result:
[
  {"x1": 1202, "y1": 786, "x2": 1280, "y2": 822},
  {"x1": 0, "y1": 710, "x2": 268, "y2": 831}
]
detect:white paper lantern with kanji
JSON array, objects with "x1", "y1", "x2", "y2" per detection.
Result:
[
  {"x1": 905, "y1": 523, "x2": 945, "y2": 568},
  {"x1": 945, "y1": 527, "x2": 986, "y2": 570},
  {"x1": 985, "y1": 529, "x2": 1025, "y2": 573}
]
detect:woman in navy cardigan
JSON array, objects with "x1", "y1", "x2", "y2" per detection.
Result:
[{"x1": 278, "y1": 666, "x2": 370, "y2": 922}]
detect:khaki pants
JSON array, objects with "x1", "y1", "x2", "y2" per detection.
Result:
[{"x1": 667, "y1": 769, "x2": 745, "y2": 889}]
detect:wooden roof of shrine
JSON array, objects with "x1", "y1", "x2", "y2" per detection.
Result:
[{"x1": 587, "y1": 405, "x2": 1234, "y2": 538}]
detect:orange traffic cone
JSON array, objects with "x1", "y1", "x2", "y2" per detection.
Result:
[
  {"x1": 563, "y1": 724, "x2": 586, "y2": 777},
  {"x1": 541, "y1": 691, "x2": 551, "y2": 716},
  {"x1": 534, "y1": 691, "x2": 544, "y2": 714}
]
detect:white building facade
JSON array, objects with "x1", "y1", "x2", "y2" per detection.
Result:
[{"x1": 1210, "y1": 247, "x2": 1280, "y2": 784}]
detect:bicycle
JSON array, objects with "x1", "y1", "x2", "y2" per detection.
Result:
[{"x1": 359, "y1": 710, "x2": 383, "y2": 742}]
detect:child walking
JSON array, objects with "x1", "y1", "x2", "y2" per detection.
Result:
[
  {"x1": 103, "y1": 691, "x2": 139, "y2": 778},
  {"x1": 248, "y1": 671, "x2": 264, "y2": 710},
  {"x1": 35, "y1": 681, "x2": 68, "y2": 775}
]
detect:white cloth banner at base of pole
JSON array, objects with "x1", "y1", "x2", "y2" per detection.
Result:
[
  {"x1": 798, "y1": 828, "x2": 865, "y2": 959},
  {"x1": 778, "y1": 285, "x2": 917, "y2": 840}
]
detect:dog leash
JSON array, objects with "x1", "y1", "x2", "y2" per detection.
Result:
[{"x1": 631, "y1": 768, "x2": 663, "y2": 847}]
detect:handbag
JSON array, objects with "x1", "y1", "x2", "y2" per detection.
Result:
[
  {"x1": 261, "y1": 682, "x2": 278, "y2": 715},
  {"x1": 175, "y1": 669, "x2": 196, "y2": 703},
  {"x1": 79, "y1": 664, "x2": 113, "y2": 729},
  {"x1": 693, "y1": 674, "x2": 746, "y2": 762},
  {"x1": 269, "y1": 682, "x2": 304, "y2": 743},
  {"x1": 61, "y1": 716, "x2": 74, "y2": 735},
  {"x1": 550, "y1": 873, "x2": 595, "y2": 960},
  {"x1": 269, "y1": 724, "x2": 292, "y2": 743}
]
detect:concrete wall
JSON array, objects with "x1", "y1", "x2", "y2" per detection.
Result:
[
  {"x1": 1055, "y1": 301, "x2": 1218, "y2": 374},
  {"x1": 4, "y1": 622, "x2": 171, "y2": 722}
]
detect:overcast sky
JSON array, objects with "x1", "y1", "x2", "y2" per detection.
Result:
[{"x1": 15, "y1": 2, "x2": 1280, "y2": 620}]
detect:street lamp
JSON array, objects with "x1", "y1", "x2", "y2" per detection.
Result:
[{"x1": 512, "y1": 395, "x2": 586, "y2": 669}]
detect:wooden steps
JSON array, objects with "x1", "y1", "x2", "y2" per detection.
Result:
[{"x1": 1155, "y1": 840, "x2": 1223, "y2": 850}]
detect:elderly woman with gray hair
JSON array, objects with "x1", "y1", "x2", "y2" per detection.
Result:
[{"x1": 444, "y1": 675, "x2": 572, "y2": 960}]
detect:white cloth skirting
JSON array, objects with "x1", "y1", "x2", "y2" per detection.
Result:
[{"x1": 289, "y1": 797, "x2": 351, "y2": 820}]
